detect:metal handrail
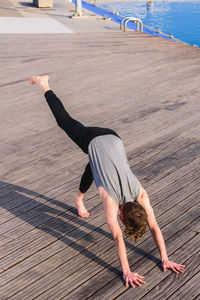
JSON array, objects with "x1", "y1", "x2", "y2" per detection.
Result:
[
  {"x1": 120, "y1": 17, "x2": 131, "y2": 30},
  {"x1": 120, "y1": 17, "x2": 143, "y2": 32}
]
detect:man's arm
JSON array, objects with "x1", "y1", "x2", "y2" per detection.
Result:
[
  {"x1": 99, "y1": 188, "x2": 146, "y2": 288},
  {"x1": 137, "y1": 188, "x2": 185, "y2": 273}
]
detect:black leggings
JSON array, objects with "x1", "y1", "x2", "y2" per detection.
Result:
[{"x1": 45, "y1": 90, "x2": 120, "y2": 154}]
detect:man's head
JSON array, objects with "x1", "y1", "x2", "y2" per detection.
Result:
[{"x1": 119, "y1": 202, "x2": 148, "y2": 242}]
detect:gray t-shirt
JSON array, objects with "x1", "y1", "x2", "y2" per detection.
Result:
[{"x1": 88, "y1": 135, "x2": 140, "y2": 206}]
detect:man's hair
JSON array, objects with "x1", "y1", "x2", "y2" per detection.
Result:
[{"x1": 123, "y1": 202, "x2": 148, "y2": 242}]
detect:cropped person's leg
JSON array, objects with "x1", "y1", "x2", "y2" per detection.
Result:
[
  {"x1": 44, "y1": 90, "x2": 89, "y2": 153},
  {"x1": 30, "y1": 75, "x2": 89, "y2": 153},
  {"x1": 30, "y1": 75, "x2": 91, "y2": 218}
]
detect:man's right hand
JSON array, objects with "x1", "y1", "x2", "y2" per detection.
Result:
[{"x1": 123, "y1": 271, "x2": 146, "y2": 288}]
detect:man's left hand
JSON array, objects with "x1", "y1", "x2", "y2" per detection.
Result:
[{"x1": 162, "y1": 259, "x2": 185, "y2": 273}]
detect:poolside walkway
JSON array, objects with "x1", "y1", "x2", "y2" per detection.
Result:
[
  {"x1": 0, "y1": 0, "x2": 119, "y2": 32},
  {"x1": 0, "y1": 0, "x2": 200, "y2": 299}
]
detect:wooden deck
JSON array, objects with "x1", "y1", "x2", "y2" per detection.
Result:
[{"x1": 0, "y1": 30, "x2": 200, "y2": 299}]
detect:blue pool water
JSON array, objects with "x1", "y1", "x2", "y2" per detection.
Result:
[{"x1": 100, "y1": 1, "x2": 200, "y2": 47}]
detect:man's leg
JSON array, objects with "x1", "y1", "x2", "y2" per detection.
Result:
[
  {"x1": 30, "y1": 75, "x2": 90, "y2": 217},
  {"x1": 30, "y1": 75, "x2": 91, "y2": 154}
]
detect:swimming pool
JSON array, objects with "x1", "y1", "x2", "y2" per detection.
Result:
[{"x1": 99, "y1": 1, "x2": 200, "y2": 47}]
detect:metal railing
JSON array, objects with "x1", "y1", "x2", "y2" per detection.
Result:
[{"x1": 120, "y1": 17, "x2": 143, "y2": 32}]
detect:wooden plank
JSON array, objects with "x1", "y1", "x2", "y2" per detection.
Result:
[
  {"x1": 0, "y1": 134, "x2": 76, "y2": 174},
  {"x1": 0, "y1": 84, "x2": 199, "y2": 192},
  {"x1": 141, "y1": 250, "x2": 200, "y2": 300},
  {"x1": 1, "y1": 113, "x2": 198, "y2": 188},
  {"x1": 2, "y1": 193, "x2": 198, "y2": 299},
  {"x1": 61, "y1": 193, "x2": 200, "y2": 299},
  {"x1": 127, "y1": 120, "x2": 200, "y2": 163},
  {"x1": 138, "y1": 143, "x2": 200, "y2": 186},
  {"x1": 1, "y1": 159, "x2": 199, "y2": 245},
  {"x1": 34, "y1": 230, "x2": 199, "y2": 300},
  {"x1": 0, "y1": 235, "x2": 13, "y2": 247},
  {"x1": 2, "y1": 140, "x2": 196, "y2": 216},
  {"x1": 0, "y1": 171, "x2": 81, "y2": 220},
  {"x1": 115, "y1": 238, "x2": 200, "y2": 300},
  {"x1": 0, "y1": 201, "x2": 105, "y2": 271},
  {"x1": 150, "y1": 172, "x2": 200, "y2": 210},
  {"x1": 1, "y1": 77, "x2": 198, "y2": 152},
  {"x1": 0, "y1": 217, "x2": 110, "y2": 285},
  {"x1": 186, "y1": 217, "x2": 200, "y2": 233},
  {"x1": 1, "y1": 129, "x2": 197, "y2": 227},
  {"x1": 1, "y1": 134, "x2": 199, "y2": 223},
  {"x1": 0, "y1": 156, "x2": 85, "y2": 199},
  {"x1": 0, "y1": 158, "x2": 199, "y2": 267},
  {"x1": 130, "y1": 125, "x2": 200, "y2": 173},
  {"x1": 0, "y1": 153, "x2": 199, "y2": 274},
  {"x1": 0, "y1": 37, "x2": 199, "y2": 144},
  {"x1": 1, "y1": 122, "x2": 199, "y2": 215},
  {"x1": 84, "y1": 218, "x2": 199, "y2": 300},
  {"x1": 0, "y1": 102, "x2": 198, "y2": 183},
  {"x1": 88, "y1": 234, "x2": 200, "y2": 300},
  {"x1": 1, "y1": 89, "x2": 198, "y2": 159},
  {"x1": 166, "y1": 272, "x2": 200, "y2": 300},
  {"x1": 0, "y1": 26, "x2": 200, "y2": 300},
  {"x1": 146, "y1": 156, "x2": 200, "y2": 195},
  {"x1": 0, "y1": 149, "x2": 83, "y2": 186},
  {"x1": 0, "y1": 177, "x2": 81, "y2": 236}
]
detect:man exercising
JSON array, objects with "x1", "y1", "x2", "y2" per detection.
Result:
[{"x1": 29, "y1": 75, "x2": 185, "y2": 288}]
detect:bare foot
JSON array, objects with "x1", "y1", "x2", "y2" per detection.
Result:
[
  {"x1": 74, "y1": 196, "x2": 89, "y2": 218},
  {"x1": 29, "y1": 75, "x2": 50, "y2": 94}
]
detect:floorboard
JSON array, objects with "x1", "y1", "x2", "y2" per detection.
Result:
[{"x1": 0, "y1": 26, "x2": 200, "y2": 300}]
